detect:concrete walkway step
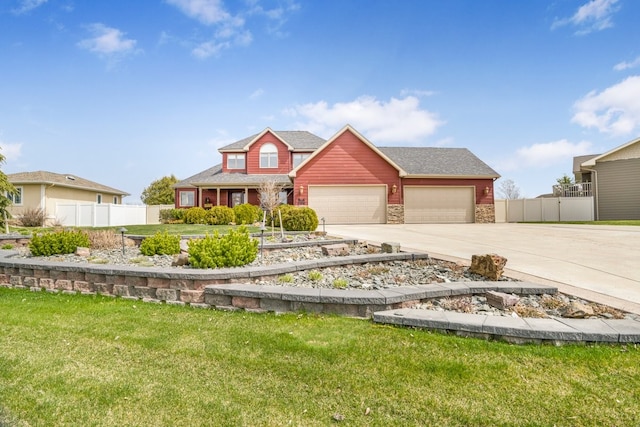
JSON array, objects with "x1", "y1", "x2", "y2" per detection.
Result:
[{"x1": 373, "y1": 308, "x2": 640, "y2": 344}]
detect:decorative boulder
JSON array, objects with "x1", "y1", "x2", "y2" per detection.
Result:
[
  {"x1": 469, "y1": 254, "x2": 507, "y2": 281},
  {"x1": 381, "y1": 242, "x2": 400, "y2": 253},
  {"x1": 75, "y1": 247, "x2": 91, "y2": 257}
]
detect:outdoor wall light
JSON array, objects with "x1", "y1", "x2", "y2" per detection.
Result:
[
  {"x1": 299, "y1": 185, "x2": 304, "y2": 195},
  {"x1": 391, "y1": 184, "x2": 397, "y2": 194},
  {"x1": 484, "y1": 186, "x2": 490, "y2": 195},
  {"x1": 118, "y1": 227, "x2": 127, "y2": 255}
]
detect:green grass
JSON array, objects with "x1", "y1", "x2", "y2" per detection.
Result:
[{"x1": 1, "y1": 289, "x2": 639, "y2": 426}]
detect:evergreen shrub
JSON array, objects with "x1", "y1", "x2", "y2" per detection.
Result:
[
  {"x1": 139, "y1": 231, "x2": 181, "y2": 256},
  {"x1": 29, "y1": 229, "x2": 91, "y2": 256},
  {"x1": 187, "y1": 226, "x2": 258, "y2": 268}
]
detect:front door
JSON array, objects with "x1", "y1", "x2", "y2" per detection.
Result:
[{"x1": 230, "y1": 192, "x2": 244, "y2": 207}]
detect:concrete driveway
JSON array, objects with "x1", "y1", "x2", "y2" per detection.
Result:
[{"x1": 325, "y1": 223, "x2": 640, "y2": 315}]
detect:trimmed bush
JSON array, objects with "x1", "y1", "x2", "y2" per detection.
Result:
[
  {"x1": 159, "y1": 208, "x2": 185, "y2": 224},
  {"x1": 281, "y1": 206, "x2": 319, "y2": 232},
  {"x1": 233, "y1": 203, "x2": 262, "y2": 225},
  {"x1": 266, "y1": 204, "x2": 295, "y2": 227},
  {"x1": 187, "y1": 226, "x2": 258, "y2": 268},
  {"x1": 139, "y1": 231, "x2": 181, "y2": 256},
  {"x1": 184, "y1": 207, "x2": 207, "y2": 224},
  {"x1": 206, "y1": 206, "x2": 235, "y2": 225},
  {"x1": 29, "y1": 229, "x2": 91, "y2": 256}
]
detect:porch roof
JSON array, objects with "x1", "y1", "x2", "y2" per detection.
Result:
[{"x1": 174, "y1": 164, "x2": 291, "y2": 188}]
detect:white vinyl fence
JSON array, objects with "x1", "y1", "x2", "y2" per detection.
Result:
[
  {"x1": 56, "y1": 203, "x2": 173, "y2": 227},
  {"x1": 495, "y1": 197, "x2": 594, "y2": 223}
]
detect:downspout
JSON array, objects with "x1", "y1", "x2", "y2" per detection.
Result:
[{"x1": 582, "y1": 168, "x2": 598, "y2": 221}]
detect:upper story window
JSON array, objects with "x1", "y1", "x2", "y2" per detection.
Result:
[
  {"x1": 7, "y1": 186, "x2": 22, "y2": 205},
  {"x1": 260, "y1": 143, "x2": 278, "y2": 168},
  {"x1": 227, "y1": 153, "x2": 246, "y2": 169},
  {"x1": 96, "y1": 194, "x2": 103, "y2": 204},
  {"x1": 293, "y1": 153, "x2": 310, "y2": 168}
]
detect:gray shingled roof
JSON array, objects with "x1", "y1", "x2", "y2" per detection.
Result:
[
  {"x1": 573, "y1": 154, "x2": 599, "y2": 173},
  {"x1": 219, "y1": 130, "x2": 325, "y2": 151},
  {"x1": 379, "y1": 147, "x2": 500, "y2": 177},
  {"x1": 174, "y1": 164, "x2": 292, "y2": 187},
  {"x1": 7, "y1": 171, "x2": 129, "y2": 195}
]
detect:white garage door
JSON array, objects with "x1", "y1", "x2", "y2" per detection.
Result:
[
  {"x1": 308, "y1": 185, "x2": 386, "y2": 224},
  {"x1": 404, "y1": 186, "x2": 475, "y2": 223}
]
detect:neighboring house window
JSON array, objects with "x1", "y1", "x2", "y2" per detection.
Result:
[
  {"x1": 113, "y1": 196, "x2": 118, "y2": 204},
  {"x1": 7, "y1": 186, "x2": 22, "y2": 205},
  {"x1": 260, "y1": 143, "x2": 278, "y2": 168},
  {"x1": 227, "y1": 153, "x2": 246, "y2": 169},
  {"x1": 96, "y1": 194, "x2": 103, "y2": 204},
  {"x1": 293, "y1": 153, "x2": 310, "y2": 168},
  {"x1": 179, "y1": 190, "x2": 195, "y2": 207}
]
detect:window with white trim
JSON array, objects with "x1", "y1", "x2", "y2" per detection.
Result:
[
  {"x1": 96, "y1": 194, "x2": 103, "y2": 204},
  {"x1": 227, "y1": 153, "x2": 246, "y2": 169},
  {"x1": 7, "y1": 186, "x2": 22, "y2": 205},
  {"x1": 179, "y1": 190, "x2": 195, "y2": 207},
  {"x1": 260, "y1": 143, "x2": 278, "y2": 168},
  {"x1": 113, "y1": 196, "x2": 118, "y2": 204},
  {"x1": 293, "y1": 153, "x2": 310, "y2": 168}
]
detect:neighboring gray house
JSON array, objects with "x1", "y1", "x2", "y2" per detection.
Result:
[{"x1": 573, "y1": 137, "x2": 640, "y2": 220}]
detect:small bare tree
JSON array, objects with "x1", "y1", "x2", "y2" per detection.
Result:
[
  {"x1": 497, "y1": 179, "x2": 521, "y2": 199},
  {"x1": 258, "y1": 180, "x2": 285, "y2": 236}
]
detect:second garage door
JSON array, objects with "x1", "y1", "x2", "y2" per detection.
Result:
[
  {"x1": 404, "y1": 186, "x2": 475, "y2": 223},
  {"x1": 308, "y1": 185, "x2": 386, "y2": 224}
]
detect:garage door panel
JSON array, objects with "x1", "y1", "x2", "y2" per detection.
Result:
[
  {"x1": 404, "y1": 187, "x2": 474, "y2": 223},
  {"x1": 309, "y1": 186, "x2": 386, "y2": 224}
]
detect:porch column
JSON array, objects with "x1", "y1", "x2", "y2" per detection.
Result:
[
  {"x1": 198, "y1": 187, "x2": 202, "y2": 207},
  {"x1": 244, "y1": 187, "x2": 249, "y2": 204},
  {"x1": 216, "y1": 188, "x2": 221, "y2": 206}
]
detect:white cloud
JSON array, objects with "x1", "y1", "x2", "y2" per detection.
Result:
[
  {"x1": 12, "y1": 0, "x2": 48, "y2": 14},
  {"x1": 572, "y1": 75, "x2": 640, "y2": 135},
  {"x1": 551, "y1": 0, "x2": 619, "y2": 35},
  {"x1": 165, "y1": 0, "x2": 231, "y2": 25},
  {"x1": 0, "y1": 142, "x2": 23, "y2": 163},
  {"x1": 249, "y1": 88, "x2": 265, "y2": 99},
  {"x1": 77, "y1": 23, "x2": 138, "y2": 58},
  {"x1": 400, "y1": 88, "x2": 436, "y2": 98},
  {"x1": 498, "y1": 139, "x2": 593, "y2": 172},
  {"x1": 614, "y1": 56, "x2": 640, "y2": 71},
  {"x1": 285, "y1": 95, "x2": 443, "y2": 144}
]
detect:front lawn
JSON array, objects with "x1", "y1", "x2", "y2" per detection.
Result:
[{"x1": 1, "y1": 289, "x2": 639, "y2": 426}]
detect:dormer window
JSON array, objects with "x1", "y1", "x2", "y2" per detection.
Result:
[
  {"x1": 293, "y1": 153, "x2": 310, "y2": 167},
  {"x1": 227, "y1": 153, "x2": 245, "y2": 169},
  {"x1": 260, "y1": 143, "x2": 278, "y2": 168}
]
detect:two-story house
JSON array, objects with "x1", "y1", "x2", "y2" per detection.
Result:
[{"x1": 174, "y1": 125, "x2": 500, "y2": 224}]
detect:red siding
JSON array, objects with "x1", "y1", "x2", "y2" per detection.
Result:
[
  {"x1": 402, "y1": 178, "x2": 495, "y2": 205},
  {"x1": 294, "y1": 129, "x2": 401, "y2": 205},
  {"x1": 246, "y1": 131, "x2": 292, "y2": 174}
]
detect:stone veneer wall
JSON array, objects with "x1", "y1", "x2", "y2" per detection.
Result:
[
  {"x1": 475, "y1": 204, "x2": 496, "y2": 223},
  {"x1": 387, "y1": 204, "x2": 404, "y2": 224}
]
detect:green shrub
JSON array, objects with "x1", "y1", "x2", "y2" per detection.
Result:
[
  {"x1": 281, "y1": 206, "x2": 319, "y2": 231},
  {"x1": 139, "y1": 231, "x2": 181, "y2": 256},
  {"x1": 187, "y1": 226, "x2": 258, "y2": 268},
  {"x1": 266, "y1": 204, "x2": 295, "y2": 227},
  {"x1": 278, "y1": 274, "x2": 294, "y2": 283},
  {"x1": 184, "y1": 207, "x2": 207, "y2": 224},
  {"x1": 308, "y1": 270, "x2": 323, "y2": 281},
  {"x1": 333, "y1": 278, "x2": 348, "y2": 289},
  {"x1": 206, "y1": 206, "x2": 235, "y2": 225},
  {"x1": 1, "y1": 243, "x2": 14, "y2": 250},
  {"x1": 160, "y1": 208, "x2": 185, "y2": 224},
  {"x1": 29, "y1": 229, "x2": 91, "y2": 256},
  {"x1": 233, "y1": 203, "x2": 262, "y2": 225}
]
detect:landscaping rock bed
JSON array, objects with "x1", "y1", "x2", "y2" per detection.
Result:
[{"x1": 10, "y1": 235, "x2": 632, "y2": 320}]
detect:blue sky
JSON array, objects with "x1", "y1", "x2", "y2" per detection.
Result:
[{"x1": 2, "y1": 0, "x2": 640, "y2": 202}]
